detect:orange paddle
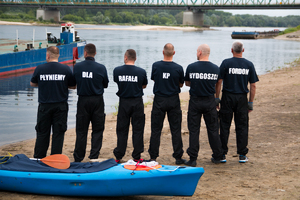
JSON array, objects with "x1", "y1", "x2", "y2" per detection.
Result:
[{"x1": 31, "y1": 154, "x2": 70, "y2": 169}]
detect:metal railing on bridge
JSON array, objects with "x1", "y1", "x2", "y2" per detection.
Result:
[{"x1": 1, "y1": 0, "x2": 299, "y2": 8}]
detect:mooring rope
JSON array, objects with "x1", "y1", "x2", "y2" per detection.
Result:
[{"x1": 0, "y1": 152, "x2": 12, "y2": 164}]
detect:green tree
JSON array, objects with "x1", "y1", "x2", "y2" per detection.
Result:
[
  {"x1": 175, "y1": 11, "x2": 183, "y2": 24},
  {"x1": 226, "y1": 16, "x2": 236, "y2": 27},
  {"x1": 93, "y1": 12, "x2": 105, "y2": 24},
  {"x1": 77, "y1": 9, "x2": 87, "y2": 20}
]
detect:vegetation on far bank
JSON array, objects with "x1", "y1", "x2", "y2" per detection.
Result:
[
  {"x1": 1, "y1": 7, "x2": 300, "y2": 28},
  {"x1": 279, "y1": 24, "x2": 300, "y2": 35}
]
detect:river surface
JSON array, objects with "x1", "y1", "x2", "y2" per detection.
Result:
[{"x1": 0, "y1": 25, "x2": 299, "y2": 146}]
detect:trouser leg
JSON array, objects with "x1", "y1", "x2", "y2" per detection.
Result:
[
  {"x1": 235, "y1": 95, "x2": 249, "y2": 155},
  {"x1": 34, "y1": 104, "x2": 52, "y2": 158},
  {"x1": 148, "y1": 102, "x2": 165, "y2": 160},
  {"x1": 74, "y1": 98, "x2": 90, "y2": 162},
  {"x1": 203, "y1": 104, "x2": 223, "y2": 160},
  {"x1": 51, "y1": 102, "x2": 68, "y2": 155},
  {"x1": 219, "y1": 93, "x2": 234, "y2": 155},
  {"x1": 89, "y1": 97, "x2": 105, "y2": 159},
  {"x1": 131, "y1": 110, "x2": 145, "y2": 160},
  {"x1": 186, "y1": 99, "x2": 201, "y2": 160},
  {"x1": 167, "y1": 107, "x2": 183, "y2": 159},
  {"x1": 113, "y1": 100, "x2": 130, "y2": 160}
]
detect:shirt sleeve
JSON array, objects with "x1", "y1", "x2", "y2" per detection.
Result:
[
  {"x1": 31, "y1": 67, "x2": 39, "y2": 83},
  {"x1": 103, "y1": 67, "x2": 109, "y2": 88},
  {"x1": 249, "y1": 65, "x2": 259, "y2": 83},
  {"x1": 150, "y1": 64, "x2": 155, "y2": 81},
  {"x1": 113, "y1": 68, "x2": 118, "y2": 83},
  {"x1": 184, "y1": 66, "x2": 190, "y2": 81},
  {"x1": 66, "y1": 67, "x2": 76, "y2": 87},
  {"x1": 142, "y1": 70, "x2": 148, "y2": 86},
  {"x1": 179, "y1": 66, "x2": 184, "y2": 84},
  {"x1": 218, "y1": 61, "x2": 226, "y2": 80}
]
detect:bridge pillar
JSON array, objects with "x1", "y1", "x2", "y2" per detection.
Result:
[
  {"x1": 183, "y1": 10, "x2": 204, "y2": 26},
  {"x1": 36, "y1": 8, "x2": 60, "y2": 22}
]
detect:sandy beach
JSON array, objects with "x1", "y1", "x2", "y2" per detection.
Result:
[
  {"x1": 1, "y1": 56, "x2": 300, "y2": 199},
  {"x1": 274, "y1": 30, "x2": 300, "y2": 41},
  {"x1": 0, "y1": 20, "x2": 209, "y2": 31}
]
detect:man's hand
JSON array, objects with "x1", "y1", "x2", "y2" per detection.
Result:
[
  {"x1": 248, "y1": 102, "x2": 253, "y2": 113},
  {"x1": 215, "y1": 98, "x2": 221, "y2": 109}
]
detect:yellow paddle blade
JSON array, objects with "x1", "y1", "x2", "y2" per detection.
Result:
[{"x1": 40, "y1": 154, "x2": 70, "y2": 169}]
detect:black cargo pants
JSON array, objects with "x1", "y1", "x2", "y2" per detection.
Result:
[
  {"x1": 34, "y1": 102, "x2": 68, "y2": 158},
  {"x1": 219, "y1": 91, "x2": 249, "y2": 156},
  {"x1": 186, "y1": 95, "x2": 223, "y2": 160},
  {"x1": 73, "y1": 95, "x2": 105, "y2": 162},
  {"x1": 148, "y1": 94, "x2": 184, "y2": 160},
  {"x1": 113, "y1": 97, "x2": 145, "y2": 160}
]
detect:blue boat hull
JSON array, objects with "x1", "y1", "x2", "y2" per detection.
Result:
[
  {"x1": 0, "y1": 164, "x2": 204, "y2": 196},
  {"x1": 231, "y1": 32, "x2": 259, "y2": 39},
  {"x1": 0, "y1": 41, "x2": 86, "y2": 77}
]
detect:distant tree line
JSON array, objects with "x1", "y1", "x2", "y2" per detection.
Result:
[
  {"x1": 203, "y1": 10, "x2": 300, "y2": 27},
  {"x1": 0, "y1": 7, "x2": 300, "y2": 27}
]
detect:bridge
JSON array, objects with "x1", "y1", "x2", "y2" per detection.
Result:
[{"x1": 1, "y1": 0, "x2": 300, "y2": 25}]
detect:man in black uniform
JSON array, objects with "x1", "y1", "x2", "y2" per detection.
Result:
[
  {"x1": 216, "y1": 41, "x2": 259, "y2": 163},
  {"x1": 148, "y1": 43, "x2": 186, "y2": 165},
  {"x1": 30, "y1": 46, "x2": 76, "y2": 158},
  {"x1": 184, "y1": 44, "x2": 224, "y2": 167},
  {"x1": 113, "y1": 49, "x2": 148, "y2": 163},
  {"x1": 73, "y1": 43, "x2": 109, "y2": 162}
]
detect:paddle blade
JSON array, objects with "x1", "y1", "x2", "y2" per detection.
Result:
[{"x1": 40, "y1": 154, "x2": 70, "y2": 169}]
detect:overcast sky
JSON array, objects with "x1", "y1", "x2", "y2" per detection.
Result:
[{"x1": 220, "y1": 9, "x2": 300, "y2": 16}]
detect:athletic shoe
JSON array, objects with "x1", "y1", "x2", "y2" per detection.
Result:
[
  {"x1": 211, "y1": 157, "x2": 221, "y2": 164},
  {"x1": 220, "y1": 155, "x2": 227, "y2": 163},
  {"x1": 175, "y1": 158, "x2": 187, "y2": 165},
  {"x1": 239, "y1": 155, "x2": 248, "y2": 163},
  {"x1": 184, "y1": 159, "x2": 197, "y2": 167}
]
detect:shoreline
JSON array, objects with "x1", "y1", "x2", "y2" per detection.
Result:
[
  {"x1": 1, "y1": 20, "x2": 300, "y2": 40},
  {"x1": 0, "y1": 20, "x2": 209, "y2": 31}
]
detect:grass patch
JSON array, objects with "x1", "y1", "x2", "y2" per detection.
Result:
[
  {"x1": 279, "y1": 24, "x2": 300, "y2": 35},
  {"x1": 111, "y1": 103, "x2": 119, "y2": 116}
]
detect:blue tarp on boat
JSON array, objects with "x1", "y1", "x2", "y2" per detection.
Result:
[{"x1": 0, "y1": 154, "x2": 117, "y2": 173}]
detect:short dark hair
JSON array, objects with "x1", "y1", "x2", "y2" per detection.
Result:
[
  {"x1": 125, "y1": 49, "x2": 136, "y2": 61},
  {"x1": 47, "y1": 46, "x2": 59, "y2": 59},
  {"x1": 84, "y1": 43, "x2": 96, "y2": 56}
]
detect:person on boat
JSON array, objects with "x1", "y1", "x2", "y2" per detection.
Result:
[
  {"x1": 184, "y1": 44, "x2": 224, "y2": 167},
  {"x1": 72, "y1": 43, "x2": 109, "y2": 162},
  {"x1": 113, "y1": 49, "x2": 148, "y2": 163},
  {"x1": 147, "y1": 43, "x2": 186, "y2": 165},
  {"x1": 215, "y1": 40, "x2": 259, "y2": 163},
  {"x1": 30, "y1": 46, "x2": 76, "y2": 159}
]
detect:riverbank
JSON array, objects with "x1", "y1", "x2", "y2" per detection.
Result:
[
  {"x1": 1, "y1": 58, "x2": 300, "y2": 199},
  {"x1": 274, "y1": 30, "x2": 300, "y2": 41},
  {"x1": 0, "y1": 20, "x2": 209, "y2": 31}
]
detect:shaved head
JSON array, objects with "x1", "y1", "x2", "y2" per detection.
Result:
[
  {"x1": 197, "y1": 44, "x2": 210, "y2": 60},
  {"x1": 163, "y1": 43, "x2": 175, "y2": 57},
  {"x1": 197, "y1": 44, "x2": 210, "y2": 56}
]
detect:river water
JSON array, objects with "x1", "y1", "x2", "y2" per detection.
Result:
[{"x1": 0, "y1": 25, "x2": 299, "y2": 146}]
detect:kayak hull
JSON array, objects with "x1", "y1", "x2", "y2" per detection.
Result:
[{"x1": 0, "y1": 164, "x2": 204, "y2": 197}]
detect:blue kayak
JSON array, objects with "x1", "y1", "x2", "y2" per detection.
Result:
[{"x1": 0, "y1": 154, "x2": 204, "y2": 197}]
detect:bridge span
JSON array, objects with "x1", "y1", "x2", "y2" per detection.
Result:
[{"x1": 1, "y1": 0, "x2": 299, "y2": 25}]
